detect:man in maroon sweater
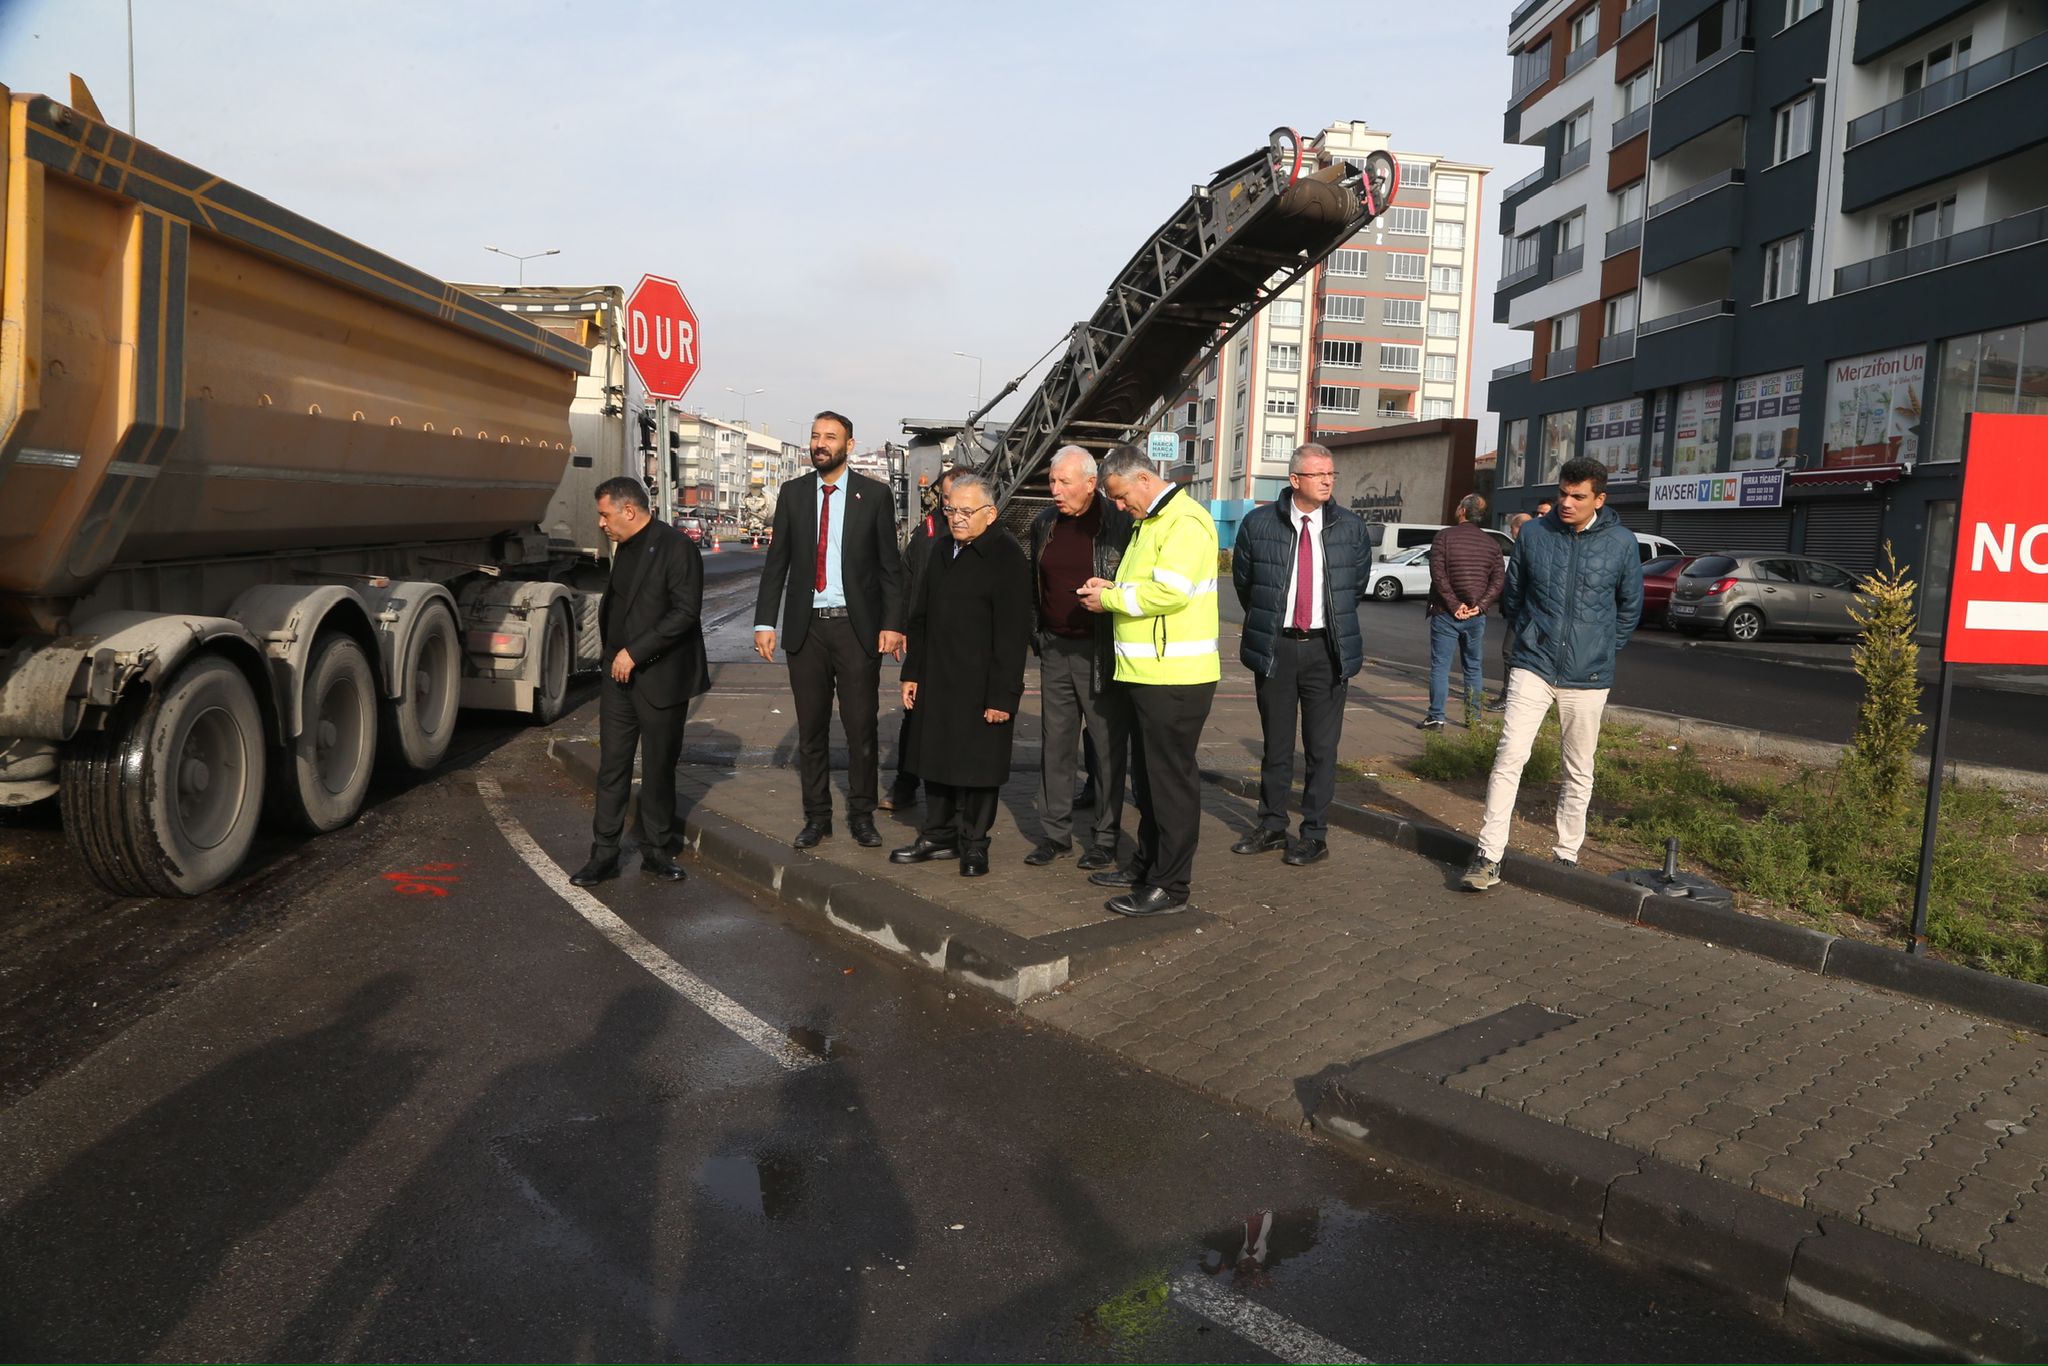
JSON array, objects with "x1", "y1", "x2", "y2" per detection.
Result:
[{"x1": 1422, "y1": 494, "x2": 1505, "y2": 729}]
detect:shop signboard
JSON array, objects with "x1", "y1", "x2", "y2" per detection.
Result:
[
  {"x1": 1648, "y1": 469, "x2": 1785, "y2": 511},
  {"x1": 1821, "y1": 345, "x2": 1924, "y2": 468},
  {"x1": 1671, "y1": 381, "x2": 1723, "y2": 476},
  {"x1": 1730, "y1": 368, "x2": 1802, "y2": 470},
  {"x1": 1583, "y1": 397, "x2": 1643, "y2": 483}
]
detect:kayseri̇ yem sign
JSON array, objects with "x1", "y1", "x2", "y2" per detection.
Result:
[{"x1": 1648, "y1": 469, "x2": 1785, "y2": 510}]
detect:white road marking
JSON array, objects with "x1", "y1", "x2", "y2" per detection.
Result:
[
  {"x1": 476, "y1": 779, "x2": 817, "y2": 1071},
  {"x1": 1963, "y1": 599, "x2": 2048, "y2": 632},
  {"x1": 1170, "y1": 1272, "x2": 1372, "y2": 1364}
]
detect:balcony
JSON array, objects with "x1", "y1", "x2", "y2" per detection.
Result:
[
  {"x1": 1835, "y1": 205, "x2": 2048, "y2": 293},
  {"x1": 1553, "y1": 244, "x2": 1586, "y2": 278},
  {"x1": 1652, "y1": 46, "x2": 1754, "y2": 159},
  {"x1": 1503, "y1": 165, "x2": 1547, "y2": 198},
  {"x1": 1598, "y1": 331, "x2": 1637, "y2": 365},
  {"x1": 1605, "y1": 218, "x2": 1644, "y2": 257},
  {"x1": 1841, "y1": 42, "x2": 2048, "y2": 211},
  {"x1": 1492, "y1": 357, "x2": 1534, "y2": 380},
  {"x1": 1611, "y1": 104, "x2": 1651, "y2": 147},
  {"x1": 1635, "y1": 299, "x2": 1734, "y2": 389},
  {"x1": 1559, "y1": 140, "x2": 1592, "y2": 179},
  {"x1": 1639, "y1": 298, "x2": 1733, "y2": 335},
  {"x1": 1854, "y1": 0, "x2": 1987, "y2": 64},
  {"x1": 1641, "y1": 169, "x2": 1745, "y2": 275},
  {"x1": 1564, "y1": 39, "x2": 1599, "y2": 77},
  {"x1": 1546, "y1": 347, "x2": 1580, "y2": 377},
  {"x1": 1619, "y1": 0, "x2": 1657, "y2": 37}
]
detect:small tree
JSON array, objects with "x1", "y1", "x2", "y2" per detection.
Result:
[{"x1": 1843, "y1": 544, "x2": 1925, "y2": 817}]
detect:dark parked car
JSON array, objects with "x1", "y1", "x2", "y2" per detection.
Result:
[
  {"x1": 1640, "y1": 554, "x2": 1699, "y2": 627},
  {"x1": 1668, "y1": 553, "x2": 1867, "y2": 641}
]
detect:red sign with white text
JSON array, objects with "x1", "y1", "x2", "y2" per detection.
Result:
[
  {"x1": 1943, "y1": 413, "x2": 2048, "y2": 665},
  {"x1": 623, "y1": 274, "x2": 701, "y2": 401}
]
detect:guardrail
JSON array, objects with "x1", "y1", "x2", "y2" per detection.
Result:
[
  {"x1": 1503, "y1": 165, "x2": 1548, "y2": 198},
  {"x1": 1834, "y1": 204, "x2": 2048, "y2": 292},
  {"x1": 1598, "y1": 331, "x2": 1637, "y2": 365},
  {"x1": 1639, "y1": 298, "x2": 1734, "y2": 335},
  {"x1": 1564, "y1": 39, "x2": 1598, "y2": 76},
  {"x1": 1492, "y1": 357, "x2": 1534, "y2": 380},
  {"x1": 1605, "y1": 218, "x2": 1644, "y2": 257},
  {"x1": 1648, "y1": 167, "x2": 1744, "y2": 218},
  {"x1": 1846, "y1": 31, "x2": 2048, "y2": 147},
  {"x1": 1559, "y1": 141, "x2": 1592, "y2": 177},
  {"x1": 1611, "y1": 104, "x2": 1651, "y2": 146},
  {"x1": 1619, "y1": 0, "x2": 1657, "y2": 37},
  {"x1": 1546, "y1": 348, "x2": 1579, "y2": 376},
  {"x1": 1553, "y1": 244, "x2": 1585, "y2": 278}
]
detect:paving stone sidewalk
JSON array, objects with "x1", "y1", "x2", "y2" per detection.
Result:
[{"x1": 595, "y1": 653, "x2": 2048, "y2": 1304}]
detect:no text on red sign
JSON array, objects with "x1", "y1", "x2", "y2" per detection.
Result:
[
  {"x1": 624, "y1": 274, "x2": 702, "y2": 401},
  {"x1": 1943, "y1": 412, "x2": 2048, "y2": 666}
]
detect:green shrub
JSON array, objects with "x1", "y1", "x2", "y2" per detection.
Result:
[{"x1": 1843, "y1": 545, "x2": 1925, "y2": 817}]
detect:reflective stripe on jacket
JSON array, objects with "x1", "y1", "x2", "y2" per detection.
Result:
[{"x1": 1108, "y1": 486, "x2": 1222, "y2": 685}]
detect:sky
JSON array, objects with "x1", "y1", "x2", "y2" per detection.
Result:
[{"x1": 0, "y1": 0, "x2": 1538, "y2": 450}]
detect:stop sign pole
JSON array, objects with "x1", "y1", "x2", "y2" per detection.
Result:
[{"x1": 623, "y1": 274, "x2": 703, "y2": 525}]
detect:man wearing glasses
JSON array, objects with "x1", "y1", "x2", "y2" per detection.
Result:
[
  {"x1": 891, "y1": 471, "x2": 1033, "y2": 877},
  {"x1": 1229, "y1": 443, "x2": 1374, "y2": 867}
]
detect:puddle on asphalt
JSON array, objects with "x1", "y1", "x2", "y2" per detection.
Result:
[
  {"x1": 787, "y1": 1025, "x2": 857, "y2": 1060},
  {"x1": 695, "y1": 1151, "x2": 805, "y2": 1221}
]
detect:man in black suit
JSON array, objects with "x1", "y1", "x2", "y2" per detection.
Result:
[
  {"x1": 571, "y1": 476, "x2": 710, "y2": 887},
  {"x1": 753, "y1": 410, "x2": 905, "y2": 849}
]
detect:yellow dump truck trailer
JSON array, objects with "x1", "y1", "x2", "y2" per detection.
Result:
[{"x1": 0, "y1": 84, "x2": 616, "y2": 895}]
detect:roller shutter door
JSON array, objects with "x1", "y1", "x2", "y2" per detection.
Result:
[
  {"x1": 1616, "y1": 507, "x2": 1659, "y2": 533},
  {"x1": 1658, "y1": 509, "x2": 1794, "y2": 554},
  {"x1": 1801, "y1": 500, "x2": 1885, "y2": 575}
]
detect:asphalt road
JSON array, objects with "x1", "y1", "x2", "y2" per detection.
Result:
[{"x1": 0, "y1": 712, "x2": 1864, "y2": 1361}]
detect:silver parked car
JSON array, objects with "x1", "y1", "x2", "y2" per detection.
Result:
[{"x1": 1667, "y1": 553, "x2": 1867, "y2": 642}]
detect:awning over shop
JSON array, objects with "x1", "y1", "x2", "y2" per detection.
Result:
[{"x1": 1789, "y1": 464, "x2": 1906, "y2": 488}]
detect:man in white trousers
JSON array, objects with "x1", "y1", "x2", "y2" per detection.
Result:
[{"x1": 1462, "y1": 457, "x2": 1643, "y2": 890}]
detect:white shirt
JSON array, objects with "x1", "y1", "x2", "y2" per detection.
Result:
[{"x1": 1280, "y1": 500, "x2": 1326, "y2": 630}]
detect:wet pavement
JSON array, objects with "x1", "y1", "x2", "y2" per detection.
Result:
[{"x1": 0, "y1": 692, "x2": 1863, "y2": 1360}]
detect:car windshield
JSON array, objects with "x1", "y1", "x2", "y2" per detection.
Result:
[
  {"x1": 1683, "y1": 555, "x2": 1738, "y2": 577},
  {"x1": 1388, "y1": 546, "x2": 1431, "y2": 565}
]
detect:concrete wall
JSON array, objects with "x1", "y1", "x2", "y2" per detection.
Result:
[{"x1": 1322, "y1": 418, "x2": 1479, "y2": 527}]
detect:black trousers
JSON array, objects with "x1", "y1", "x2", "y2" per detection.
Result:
[
  {"x1": 920, "y1": 782, "x2": 999, "y2": 855},
  {"x1": 1254, "y1": 636, "x2": 1348, "y2": 842},
  {"x1": 592, "y1": 677, "x2": 689, "y2": 855},
  {"x1": 788, "y1": 613, "x2": 880, "y2": 821},
  {"x1": 1126, "y1": 680, "x2": 1218, "y2": 899}
]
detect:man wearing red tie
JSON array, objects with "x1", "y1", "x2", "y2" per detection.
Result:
[
  {"x1": 753, "y1": 411, "x2": 906, "y2": 849},
  {"x1": 1228, "y1": 444, "x2": 1375, "y2": 866}
]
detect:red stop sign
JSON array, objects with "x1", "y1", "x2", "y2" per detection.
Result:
[{"x1": 623, "y1": 274, "x2": 701, "y2": 401}]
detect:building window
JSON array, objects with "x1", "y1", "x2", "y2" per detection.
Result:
[
  {"x1": 1931, "y1": 318, "x2": 2048, "y2": 461},
  {"x1": 1202, "y1": 396, "x2": 1216, "y2": 424},
  {"x1": 1619, "y1": 67, "x2": 1652, "y2": 114},
  {"x1": 1612, "y1": 180, "x2": 1645, "y2": 223},
  {"x1": 1422, "y1": 397, "x2": 1455, "y2": 420},
  {"x1": 1659, "y1": 0, "x2": 1733, "y2": 89},
  {"x1": 1262, "y1": 431, "x2": 1293, "y2": 461},
  {"x1": 1387, "y1": 252, "x2": 1426, "y2": 280},
  {"x1": 1325, "y1": 294, "x2": 1369, "y2": 322},
  {"x1": 1436, "y1": 174, "x2": 1468, "y2": 205},
  {"x1": 1542, "y1": 410, "x2": 1578, "y2": 479},
  {"x1": 1183, "y1": 400, "x2": 1199, "y2": 426},
  {"x1": 1556, "y1": 211, "x2": 1586, "y2": 254},
  {"x1": 1888, "y1": 195, "x2": 1956, "y2": 252},
  {"x1": 1604, "y1": 292, "x2": 1637, "y2": 335},
  {"x1": 1329, "y1": 248, "x2": 1370, "y2": 276},
  {"x1": 1397, "y1": 158, "x2": 1431, "y2": 189},
  {"x1": 1562, "y1": 107, "x2": 1593, "y2": 157},
  {"x1": 1761, "y1": 234, "x2": 1804, "y2": 301},
  {"x1": 1268, "y1": 342, "x2": 1301, "y2": 372},
  {"x1": 1317, "y1": 386, "x2": 1363, "y2": 414},
  {"x1": 1235, "y1": 340, "x2": 1249, "y2": 378},
  {"x1": 1430, "y1": 264, "x2": 1463, "y2": 294},
  {"x1": 1379, "y1": 344, "x2": 1421, "y2": 372},
  {"x1": 1570, "y1": 5, "x2": 1599, "y2": 50},
  {"x1": 1382, "y1": 206, "x2": 1428, "y2": 235},
  {"x1": 1428, "y1": 310, "x2": 1461, "y2": 339},
  {"x1": 1905, "y1": 36, "x2": 1971, "y2": 94},
  {"x1": 1773, "y1": 93, "x2": 1815, "y2": 164},
  {"x1": 1383, "y1": 298, "x2": 1422, "y2": 326},
  {"x1": 1505, "y1": 230, "x2": 1541, "y2": 275},
  {"x1": 1513, "y1": 39, "x2": 1553, "y2": 96},
  {"x1": 1425, "y1": 353, "x2": 1457, "y2": 382},
  {"x1": 1552, "y1": 311, "x2": 1580, "y2": 352},
  {"x1": 1782, "y1": 0, "x2": 1820, "y2": 28},
  {"x1": 1231, "y1": 428, "x2": 1245, "y2": 473},
  {"x1": 1265, "y1": 390, "x2": 1298, "y2": 417},
  {"x1": 1320, "y1": 339, "x2": 1364, "y2": 368},
  {"x1": 1269, "y1": 297, "x2": 1303, "y2": 327},
  {"x1": 1433, "y1": 221, "x2": 1465, "y2": 249},
  {"x1": 1378, "y1": 392, "x2": 1414, "y2": 419}
]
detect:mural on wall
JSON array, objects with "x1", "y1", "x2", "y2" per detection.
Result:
[
  {"x1": 1347, "y1": 479, "x2": 1409, "y2": 524},
  {"x1": 1822, "y1": 345, "x2": 1924, "y2": 468},
  {"x1": 1731, "y1": 368, "x2": 1803, "y2": 470}
]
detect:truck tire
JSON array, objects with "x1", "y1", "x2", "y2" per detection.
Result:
[
  {"x1": 380, "y1": 599, "x2": 462, "y2": 771},
  {"x1": 61, "y1": 653, "x2": 267, "y2": 897},
  {"x1": 530, "y1": 602, "x2": 572, "y2": 725},
  {"x1": 270, "y1": 634, "x2": 378, "y2": 833}
]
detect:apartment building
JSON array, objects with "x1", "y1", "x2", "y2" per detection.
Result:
[
  {"x1": 1490, "y1": 0, "x2": 2048, "y2": 623},
  {"x1": 1186, "y1": 123, "x2": 1491, "y2": 503}
]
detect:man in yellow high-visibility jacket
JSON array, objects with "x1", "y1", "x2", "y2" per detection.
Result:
[{"x1": 1077, "y1": 444, "x2": 1220, "y2": 916}]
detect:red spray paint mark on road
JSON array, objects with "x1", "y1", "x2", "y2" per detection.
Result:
[{"x1": 382, "y1": 862, "x2": 463, "y2": 897}]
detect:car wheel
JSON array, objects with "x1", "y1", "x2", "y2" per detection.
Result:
[
  {"x1": 1725, "y1": 606, "x2": 1765, "y2": 642},
  {"x1": 1372, "y1": 577, "x2": 1401, "y2": 601}
]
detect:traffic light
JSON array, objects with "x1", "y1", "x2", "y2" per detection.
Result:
[{"x1": 637, "y1": 408, "x2": 657, "y2": 453}]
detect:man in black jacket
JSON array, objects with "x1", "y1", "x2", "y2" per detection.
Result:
[
  {"x1": 1229, "y1": 443, "x2": 1374, "y2": 867},
  {"x1": 573, "y1": 477, "x2": 710, "y2": 886},
  {"x1": 753, "y1": 411, "x2": 905, "y2": 849},
  {"x1": 1023, "y1": 446, "x2": 1133, "y2": 869},
  {"x1": 882, "y1": 467, "x2": 961, "y2": 813}
]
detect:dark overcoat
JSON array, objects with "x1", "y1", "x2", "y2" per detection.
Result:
[{"x1": 901, "y1": 528, "x2": 1033, "y2": 789}]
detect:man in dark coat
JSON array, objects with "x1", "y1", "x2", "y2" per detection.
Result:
[
  {"x1": 1229, "y1": 443, "x2": 1373, "y2": 867},
  {"x1": 752, "y1": 411, "x2": 905, "y2": 850},
  {"x1": 889, "y1": 470, "x2": 1033, "y2": 878},
  {"x1": 882, "y1": 467, "x2": 961, "y2": 813},
  {"x1": 572, "y1": 476, "x2": 710, "y2": 886},
  {"x1": 1422, "y1": 494, "x2": 1505, "y2": 730}
]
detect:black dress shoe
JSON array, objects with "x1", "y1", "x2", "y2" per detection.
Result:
[
  {"x1": 1022, "y1": 841, "x2": 1071, "y2": 867},
  {"x1": 1231, "y1": 828, "x2": 1289, "y2": 855},
  {"x1": 960, "y1": 851, "x2": 989, "y2": 877},
  {"x1": 641, "y1": 853, "x2": 688, "y2": 882},
  {"x1": 889, "y1": 837, "x2": 960, "y2": 865},
  {"x1": 1087, "y1": 867, "x2": 1138, "y2": 888},
  {"x1": 1073, "y1": 783, "x2": 1097, "y2": 809},
  {"x1": 1282, "y1": 838, "x2": 1329, "y2": 867},
  {"x1": 793, "y1": 820, "x2": 831, "y2": 849},
  {"x1": 1107, "y1": 887, "x2": 1187, "y2": 917},
  {"x1": 848, "y1": 815, "x2": 883, "y2": 848},
  {"x1": 569, "y1": 853, "x2": 620, "y2": 887},
  {"x1": 1076, "y1": 846, "x2": 1117, "y2": 872}
]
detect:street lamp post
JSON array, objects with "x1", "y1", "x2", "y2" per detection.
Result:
[
  {"x1": 725, "y1": 385, "x2": 766, "y2": 427},
  {"x1": 483, "y1": 244, "x2": 561, "y2": 286},
  {"x1": 953, "y1": 350, "x2": 983, "y2": 415}
]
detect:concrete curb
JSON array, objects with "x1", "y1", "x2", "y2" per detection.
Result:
[
  {"x1": 1311, "y1": 1057, "x2": 2048, "y2": 1362},
  {"x1": 547, "y1": 737, "x2": 1197, "y2": 1003},
  {"x1": 1201, "y1": 768, "x2": 2048, "y2": 1036}
]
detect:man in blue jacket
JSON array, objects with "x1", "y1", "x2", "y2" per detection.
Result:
[
  {"x1": 1230, "y1": 443, "x2": 1374, "y2": 866},
  {"x1": 1462, "y1": 457, "x2": 1642, "y2": 891}
]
